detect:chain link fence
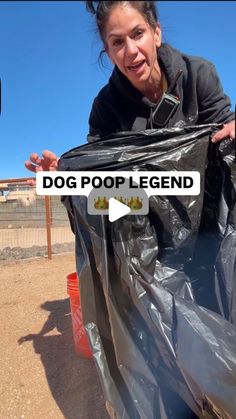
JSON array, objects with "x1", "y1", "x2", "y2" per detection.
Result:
[{"x1": 0, "y1": 178, "x2": 74, "y2": 261}]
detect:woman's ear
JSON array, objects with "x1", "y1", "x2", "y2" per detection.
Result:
[{"x1": 154, "y1": 23, "x2": 162, "y2": 48}]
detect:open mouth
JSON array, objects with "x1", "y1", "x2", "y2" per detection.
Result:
[{"x1": 127, "y1": 60, "x2": 145, "y2": 72}]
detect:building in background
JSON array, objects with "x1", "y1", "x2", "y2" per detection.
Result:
[{"x1": 0, "y1": 181, "x2": 35, "y2": 206}]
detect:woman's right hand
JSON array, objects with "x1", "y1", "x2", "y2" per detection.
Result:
[
  {"x1": 25, "y1": 150, "x2": 59, "y2": 186},
  {"x1": 25, "y1": 150, "x2": 59, "y2": 173}
]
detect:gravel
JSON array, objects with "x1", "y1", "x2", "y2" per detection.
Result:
[{"x1": 0, "y1": 243, "x2": 75, "y2": 261}]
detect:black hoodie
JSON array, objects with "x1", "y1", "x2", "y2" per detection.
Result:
[{"x1": 87, "y1": 44, "x2": 234, "y2": 142}]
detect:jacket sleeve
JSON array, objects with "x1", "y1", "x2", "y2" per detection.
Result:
[{"x1": 197, "y1": 62, "x2": 234, "y2": 124}]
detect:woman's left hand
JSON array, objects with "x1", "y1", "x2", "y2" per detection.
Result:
[{"x1": 211, "y1": 120, "x2": 235, "y2": 143}]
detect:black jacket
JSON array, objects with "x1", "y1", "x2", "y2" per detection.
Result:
[{"x1": 88, "y1": 43, "x2": 234, "y2": 142}]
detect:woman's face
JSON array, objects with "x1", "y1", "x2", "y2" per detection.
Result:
[{"x1": 104, "y1": 4, "x2": 161, "y2": 90}]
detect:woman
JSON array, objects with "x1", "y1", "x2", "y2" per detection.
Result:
[{"x1": 25, "y1": 0, "x2": 235, "y2": 173}]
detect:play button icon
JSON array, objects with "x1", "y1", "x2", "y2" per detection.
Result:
[{"x1": 108, "y1": 197, "x2": 131, "y2": 222}]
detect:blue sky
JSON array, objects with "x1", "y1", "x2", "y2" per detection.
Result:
[{"x1": 0, "y1": 1, "x2": 235, "y2": 179}]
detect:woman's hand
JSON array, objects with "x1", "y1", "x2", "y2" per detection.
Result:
[
  {"x1": 211, "y1": 120, "x2": 235, "y2": 143},
  {"x1": 25, "y1": 150, "x2": 59, "y2": 186},
  {"x1": 25, "y1": 150, "x2": 59, "y2": 173}
]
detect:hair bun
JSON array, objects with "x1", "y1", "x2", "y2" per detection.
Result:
[{"x1": 85, "y1": 1, "x2": 99, "y2": 15}]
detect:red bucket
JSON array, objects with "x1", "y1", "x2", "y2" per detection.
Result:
[{"x1": 67, "y1": 272, "x2": 92, "y2": 359}]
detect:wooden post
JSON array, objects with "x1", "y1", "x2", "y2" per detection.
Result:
[
  {"x1": 49, "y1": 196, "x2": 53, "y2": 225},
  {"x1": 45, "y1": 195, "x2": 52, "y2": 259}
]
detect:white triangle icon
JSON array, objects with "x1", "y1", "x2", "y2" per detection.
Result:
[{"x1": 108, "y1": 198, "x2": 131, "y2": 222}]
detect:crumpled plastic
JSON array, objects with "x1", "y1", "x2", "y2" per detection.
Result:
[{"x1": 59, "y1": 124, "x2": 236, "y2": 419}]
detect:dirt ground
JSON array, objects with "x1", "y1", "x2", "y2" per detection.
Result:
[{"x1": 0, "y1": 253, "x2": 109, "y2": 419}]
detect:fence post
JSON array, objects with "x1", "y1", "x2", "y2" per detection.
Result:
[
  {"x1": 45, "y1": 195, "x2": 52, "y2": 259},
  {"x1": 50, "y1": 196, "x2": 53, "y2": 225}
]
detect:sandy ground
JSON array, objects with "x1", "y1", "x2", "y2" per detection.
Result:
[{"x1": 0, "y1": 253, "x2": 109, "y2": 419}]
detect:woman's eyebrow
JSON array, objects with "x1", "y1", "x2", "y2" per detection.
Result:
[{"x1": 108, "y1": 25, "x2": 143, "y2": 39}]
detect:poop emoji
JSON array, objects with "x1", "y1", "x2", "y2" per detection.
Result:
[
  {"x1": 94, "y1": 196, "x2": 109, "y2": 210},
  {"x1": 127, "y1": 196, "x2": 143, "y2": 210}
]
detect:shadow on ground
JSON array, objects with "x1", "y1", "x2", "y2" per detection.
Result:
[{"x1": 18, "y1": 298, "x2": 109, "y2": 419}]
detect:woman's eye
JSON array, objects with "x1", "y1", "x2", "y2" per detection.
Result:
[
  {"x1": 113, "y1": 39, "x2": 123, "y2": 47},
  {"x1": 134, "y1": 30, "x2": 144, "y2": 38}
]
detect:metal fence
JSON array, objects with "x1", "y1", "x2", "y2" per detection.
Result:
[{"x1": 0, "y1": 177, "x2": 74, "y2": 261}]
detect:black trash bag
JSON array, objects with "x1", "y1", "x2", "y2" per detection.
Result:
[{"x1": 59, "y1": 125, "x2": 236, "y2": 419}]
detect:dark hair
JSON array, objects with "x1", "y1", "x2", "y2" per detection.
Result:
[{"x1": 86, "y1": 1, "x2": 159, "y2": 43}]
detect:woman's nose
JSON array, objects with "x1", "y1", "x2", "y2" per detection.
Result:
[{"x1": 125, "y1": 37, "x2": 138, "y2": 57}]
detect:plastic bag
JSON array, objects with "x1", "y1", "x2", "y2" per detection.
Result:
[{"x1": 59, "y1": 124, "x2": 236, "y2": 419}]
